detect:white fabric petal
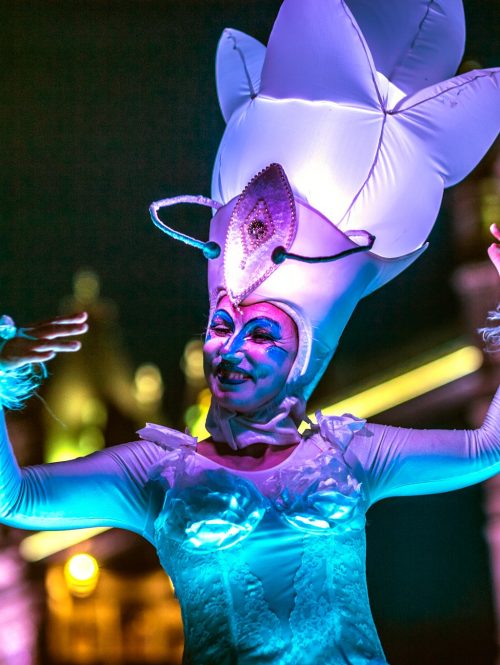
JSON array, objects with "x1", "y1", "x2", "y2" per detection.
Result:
[
  {"x1": 338, "y1": 113, "x2": 443, "y2": 257},
  {"x1": 215, "y1": 28, "x2": 266, "y2": 123},
  {"x1": 346, "y1": 0, "x2": 465, "y2": 95},
  {"x1": 211, "y1": 97, "x2": 384, "y2": 227},
  {"x1": 394, "y1": 68, "x2": 500, "y2": 187},
  {"x1": 260, "y1": 0, "x2": 384, "y2": 109}
]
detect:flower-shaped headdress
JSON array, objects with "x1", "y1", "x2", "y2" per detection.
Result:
[{"x1": 151, "y1": 0, "x2": 500, "y2": 402}]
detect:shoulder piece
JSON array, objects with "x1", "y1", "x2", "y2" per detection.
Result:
[
  {"x1": 314, "y1": 412, "x2": 366, "y2": 452},
  {"x1": 137, "y1": 423, "x2": 197, "y2": 451}
]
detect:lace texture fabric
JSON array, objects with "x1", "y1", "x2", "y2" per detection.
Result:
[{"x1": 146, "y1": 414, "x2": 387, "y2": 664}]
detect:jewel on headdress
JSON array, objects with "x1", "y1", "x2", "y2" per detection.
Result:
[
  {"x1": 224, "y1": 163, "x2": 297, "y2": 304},
  {"x1": 240, "y1": 200, "x2": 276, "y2": 268}
]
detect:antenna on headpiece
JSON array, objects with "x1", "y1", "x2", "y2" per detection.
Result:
[{"x1": 149, "y1": 195, "x2": 223, "y2": 260}]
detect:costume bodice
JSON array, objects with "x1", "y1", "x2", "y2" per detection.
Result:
[{"x1": 141, "y1": 415, "x2": 388, "y2": 665}]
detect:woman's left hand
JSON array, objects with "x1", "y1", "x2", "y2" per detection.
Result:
[
  {"x1": 488, "y1": 223, "x2": 500, "y2": 276},
  {"x1": 0, "y1": 312, "x2": 88, "y2": 371}
]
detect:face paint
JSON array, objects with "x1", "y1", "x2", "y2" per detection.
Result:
[{"x1": 203, "y1": 296, "x2": 298, "y2": 414}]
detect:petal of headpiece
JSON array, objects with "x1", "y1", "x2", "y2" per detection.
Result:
[
  {"x1": 346, "y1": 0, "x2": 465, "y2": 95},
  {"x1": 336, "y1": 113, "x2": 444, "y2": 258},
  {"x1": 337, "y1": 69, "x2": 500, "y2": 257},
  {"x1": 216, "y1": 28, "x2": 266, "y2": 123},
  {"x1": 394, "y1": 68, "x2": 500, "y2": 187},
  {"x1": 260, "y1": 0, "x2": 384, "y2": 109}
]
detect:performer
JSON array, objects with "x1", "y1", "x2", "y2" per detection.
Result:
[{"x1": 1, "y1": 1, "x2": 499, "y2": 663}]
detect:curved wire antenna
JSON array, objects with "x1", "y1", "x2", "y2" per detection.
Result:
[
  {"x1": 272, "y1": 233, "x2": 375, "y2": 264},
  {"x1": 149, "y1": 195, "x2": 223, "y2": 260}
]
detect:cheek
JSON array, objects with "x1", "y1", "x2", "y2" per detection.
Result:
[
  {"x1": 256, "y1": 346, "x2": 294, "y2": 383},
  {"x1": 266, "y1": 346, "x2": 288, "y2": 365},
  {"x1": 203, "y1": 339, "x2": 220, "y2": 369}
]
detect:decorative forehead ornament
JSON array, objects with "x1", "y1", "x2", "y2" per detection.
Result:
[{"x1": 224, "y1": 164, "x2": 297, "y2": 304}]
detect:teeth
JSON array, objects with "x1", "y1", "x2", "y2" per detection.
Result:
[{"x1": 218, "y1": 370, "x2": 248, "y2": 380}]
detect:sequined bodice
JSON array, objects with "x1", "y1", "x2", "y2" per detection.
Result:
[{"x1": 142, "y1": 415, "x2": 388, "y2": 665}]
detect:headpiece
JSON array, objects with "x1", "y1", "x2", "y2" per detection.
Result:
[{"x1": 151, "y1": 0, "x2": 499, "y2": 430}]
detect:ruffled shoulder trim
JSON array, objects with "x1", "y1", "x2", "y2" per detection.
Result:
[
  {"x1": 137, "y1": 423, "x2": 197, "y2": 451},
  {"x1": 138, "y1": 424, "x2": 197, "y2": 489},
  {"x1": 313, "y1": 412, "x2": 366, "y2": 452}
]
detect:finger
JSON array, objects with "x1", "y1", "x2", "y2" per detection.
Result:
[
  {"x1": 24, "y1": 312, "x2": 88, "y2": 330},
  {"x1": 488, "y1": 244, "x2": 500, "y2": 276},
  {"x1": 490, "y1": 224, "x2": 500, "y2": 242},
  {"x1": 31, "y1": 340, "x2": 82, "y2": 353},
  {"x1": 2, "y1": 351, "x2": 56, "y2": 370},
  {"x1": 23, "y1": 322, "x2": 89, "y2": 340}
]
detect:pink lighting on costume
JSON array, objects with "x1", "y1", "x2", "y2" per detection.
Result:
[{"x1": 0, "y1": 549, "x2": 38, "y2": 665}]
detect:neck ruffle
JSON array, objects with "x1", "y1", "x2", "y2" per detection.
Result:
[{"x1": 205, "y1": 394, "x2": 305, "y2": 450}]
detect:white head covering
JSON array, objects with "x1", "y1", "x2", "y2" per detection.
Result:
[{"x1": 206, "y1": 163, "x2": 426, "y2": 401}]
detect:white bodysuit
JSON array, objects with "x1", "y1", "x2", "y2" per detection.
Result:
[{"x1": 1, "y1": 394, "x2": 500, "y2": 665}]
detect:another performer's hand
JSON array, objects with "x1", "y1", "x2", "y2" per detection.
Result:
[
  {"x1": 488, "y1": 224, "x2": 500, "y2": 276},
  {"x1": 0, "y1": 312, "x2": 88, "y2": 371}
]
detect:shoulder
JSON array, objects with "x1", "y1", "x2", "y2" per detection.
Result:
[
  {"x1": 136, "y1": 423, "x2": 198, "y2": 488},
  {"x1": 137, "y1": 423, "x2": 197, "y2": 451},
  {"x1": 311, "y1": 411, "x2": 369, "y2": 451},
  {"x1": 88, "y1": 425, "x2": 195, "y2": 483}
]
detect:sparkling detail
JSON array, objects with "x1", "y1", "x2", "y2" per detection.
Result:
[
  {"x1": 239, "y1": 200, "x2": 276, "y2": 268},
  {"x1": 249, "y1": 220, "x2": 266, "y2": 239}
]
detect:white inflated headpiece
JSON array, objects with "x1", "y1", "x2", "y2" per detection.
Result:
[{"x1": 151, "y1": 0, "x2": 499, "y2": 403}]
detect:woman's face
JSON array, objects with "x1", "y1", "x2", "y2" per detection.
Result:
[{"x1": 203, "y1": 296, "x2": 298, "y2": 414}]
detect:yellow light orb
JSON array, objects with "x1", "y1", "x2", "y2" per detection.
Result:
[
  {"x1": 64, "y1": 553, "x2": 100, "y2": 597},
  {"x1": 134, "y1": 363, "x2": 164, "y2": 405}
]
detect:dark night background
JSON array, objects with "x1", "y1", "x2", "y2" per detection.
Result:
[{"x1": 0, "y1": 1, "x2": 499, "y2": 663}]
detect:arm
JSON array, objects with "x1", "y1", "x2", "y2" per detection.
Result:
[
  {"x1": 0, "y1": 312, "x2": 164, "y2": 542},
  {"x1": 0, "y1": 406, "x2": 165, "y2": 543},
  {"x1": 345, "y1": 387, "x2": 500, "y2": 504}
]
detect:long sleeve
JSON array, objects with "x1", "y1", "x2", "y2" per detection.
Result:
[
  {"x1": 344, "y1": 387, "x2": 500, "y2": 505},
  {"x1": 0, "y1": 407, "x2": 167, "y2": 543}
]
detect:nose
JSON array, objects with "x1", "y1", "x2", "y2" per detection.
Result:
[{"x1": 219, "y1": 334, "x2": 244, "y2": 363}]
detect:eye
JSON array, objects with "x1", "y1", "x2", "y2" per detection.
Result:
[
  {"x1": 209, "y1": 322, "x2": 232, "y2": 337},
  {"x1": 249, "y1": 329, "x2": 276, "y2": 343}
]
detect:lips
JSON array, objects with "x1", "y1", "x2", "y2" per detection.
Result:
[{"x1": 215, "y1": 365, "x2": 251, "y2": 385}]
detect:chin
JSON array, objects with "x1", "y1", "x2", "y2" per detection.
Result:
[{"x1": 208, "y1": 384, "x2": 263, "y2": 414}]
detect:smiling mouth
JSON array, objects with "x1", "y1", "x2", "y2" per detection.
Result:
[{"x1": 216, "y1": 367, "x2": 251, "y2": 385}]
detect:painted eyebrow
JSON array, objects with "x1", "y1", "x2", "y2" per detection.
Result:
[
  {"x1": 210, "y1": 309, "x2": 234, "y2": 326},
  {"x1": 245, "y1": 317, "x2": 282, "y2": 336}
]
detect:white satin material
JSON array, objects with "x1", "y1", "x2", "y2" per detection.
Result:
[{"x1": 205, "y1": 394, "x2": 305, "y2": 450}]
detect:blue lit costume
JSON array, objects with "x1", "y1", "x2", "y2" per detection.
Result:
[
  {"x1": 1, "y1": 0, "x2": 499, "y2": 663},
  {"x1": 2, "y1": 403, "x2": 500, "y2": 664}
]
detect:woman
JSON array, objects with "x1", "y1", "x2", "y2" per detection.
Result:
[
  {"x1": 1, "y1": 241, "x2": 500, "y2": 664},
  {"x1": 1, "y1": 0, "x2": 499, "y2": 662}
]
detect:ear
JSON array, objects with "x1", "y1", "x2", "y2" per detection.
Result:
[{"x1": 216, "y1": 28, "x2": 266, "y2": 123}]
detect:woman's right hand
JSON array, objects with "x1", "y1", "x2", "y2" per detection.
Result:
[{"x1": 0, "y1": 312, "x2": 88, "y2": 371}]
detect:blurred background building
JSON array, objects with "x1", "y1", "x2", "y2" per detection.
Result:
[{"x1": 0, "y1": 1, "x2": 499, "y2": 663}]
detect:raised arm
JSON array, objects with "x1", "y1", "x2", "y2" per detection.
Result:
[
  {"x1": 345, "y1": 387, "x2": 500, "y2": 504},
  {"x1": 0, "y1": 311, "x2": 164, "y2": 543},
  {"x1": 344, "y1": 227, "x2": 500, "y2": 504},
  {"x1": 0, "y1": 407, "x2": 165, "y2": 543}
]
